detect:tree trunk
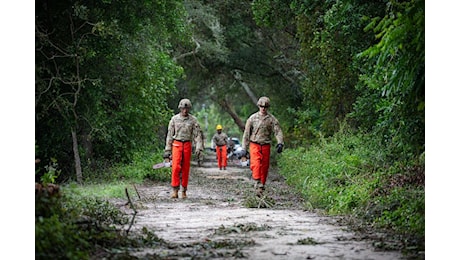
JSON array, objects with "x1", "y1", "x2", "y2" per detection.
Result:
[
  {"x1": 81, "y1": 133, "x2": 94, "y2": 169},
  {"x1": 218, "y1": 99, "x2": 246, "y2": 132},
  {"x1": 71, "y1": 127, "x2": 83, "y2": 183},
  {"x1": 232, "y1": 70, "x2": 259, "y2": 106}
]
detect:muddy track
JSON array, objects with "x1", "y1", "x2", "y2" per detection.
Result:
[{"x1": 113, "y1": 154, "x2": 404, "y2": 259}]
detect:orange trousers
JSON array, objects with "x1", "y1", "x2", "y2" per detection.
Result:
[
  {"x1": 171, "y1": 140, "x2": 192, "y2": 188},
  {"x1": 249, "y1": 142, "x2": 271, "y2": 184},
  {"x1": 216, "y1": 145, "x2": 227, "y2": 168}
]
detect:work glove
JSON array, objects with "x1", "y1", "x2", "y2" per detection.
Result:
[
  {"x1": 276, "y1": 143, "x2": 284, "y2": 154},
  {"x1": 163, "y1": 152, "x2": 171, "y2": 159}
]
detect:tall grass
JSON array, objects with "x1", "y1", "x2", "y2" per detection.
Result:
[
  {"x1": 81, "y1": 149, "x2": 171, "y2": 185},
  {"x1": 110, "y1": 149, "x2": 171, "y2": 183},
  {"x1": 278, "y1": 127, "x2": 424, "y2": 253}
]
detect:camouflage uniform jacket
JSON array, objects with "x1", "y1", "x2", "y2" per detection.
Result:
[
  {"x1": 212, "y1": 132, "x2": 229, "y2": 148},
  {"x1": 164, "y1": 113, "x2": 203, "y2": 153},
  {"x1": 242, "y1": 111, "x2": 284, "y2": 150}
]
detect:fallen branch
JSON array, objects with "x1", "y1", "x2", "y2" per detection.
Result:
[
  {"x1": 125, "y1": 187, "x2": 137, "y2": 235},
  {"x1": 256, "y1": 194, "x2": 274, "y2": 208},
  {"x1": 132, "y1": 183, "x2": 141, "y2": 199}
]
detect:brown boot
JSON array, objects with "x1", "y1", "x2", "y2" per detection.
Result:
[
  {"x1": 171, "y1": 187, "x2": 179, "y2": 198},
  {"x1": 182, "y1": 187, "x2": 187, "y2": 199}
]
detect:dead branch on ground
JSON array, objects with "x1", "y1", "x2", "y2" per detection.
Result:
[{"x1": 125, "y1": 187, "x2": 137, "y2": 235}]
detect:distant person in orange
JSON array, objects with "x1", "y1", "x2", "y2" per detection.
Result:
[
  {"x1": 242, "y1": 96, "x2": 284, "y2": 196},
  {"x1": 212, "y1": 124, "x2": 229, "y2": 170},
  {"x1": 164, "y1": 99, "x2": 204, "y2": 199}
]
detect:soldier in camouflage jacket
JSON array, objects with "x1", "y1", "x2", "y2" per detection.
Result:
[
  {"x1": 164, "y1": 99, "x2": 204, "y2": 199},
  {"x1": 242, "y1": 96, "x2": 284, "y2": 196}
]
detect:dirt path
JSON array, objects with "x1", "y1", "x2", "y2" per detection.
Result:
[{"x1": 117, "y1": 155, "x2": 404, "y2": 259}]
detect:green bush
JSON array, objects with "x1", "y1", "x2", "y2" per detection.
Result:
[
  {"x1": 36, "y1": 147, "x2": 172, "y2": 258},
  {"x1": 36, "y1": 214, "x2": 90, "y2": 260},
  {"x1": 279, "y1": 129, "x2": 383, "y2": 214},
  {"x1": 82, "y1": 149, "x2": 170, "y2": 183},
  {"x1": 278, "y1": 126, "x2": 424, "y2": 252},
  {"x1": 35, "y1": 192, "x2": 128, "y2": 259},
  {"x1": 36, "y1": 184, "x2": 166, "y2": 259},
  {"x1": 122, "y1": 149, "x2": 171, "y2": 182},
  {"x1": 373, "y1": 187, "x2": 424, "y2": 236},
  {"x1": 363, "y1": 159, "x2": 425, "y2": 241}
]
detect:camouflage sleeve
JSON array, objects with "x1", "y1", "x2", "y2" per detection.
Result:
[
  {"x1": 272, "y1": 116, "x2": 284, "y2": 145},
  {"x1": 211, "y1": 133, "x2": 217, "y2": 149},
  {"x1": 164, "y1": 117, "x2": 174, "y2": 152},
  {"x1": 193, "y1": 121, "x2": 204, "y2": 152},
  {"x1": 242, "y1": 116, "x2": 252, "y2": 150}
]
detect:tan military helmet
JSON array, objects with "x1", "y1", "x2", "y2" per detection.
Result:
[
  {"x1": 257, "y1": 96, "x2": 270, "y2": 107},
  {"x1": 178, "y1": 98, "x2": 192, "y2": 109}
]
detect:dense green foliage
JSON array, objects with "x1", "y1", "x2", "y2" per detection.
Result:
[
  {"x1": 35, "y1": 0, "x2": 188, "y2": 180},
  {"x1": 250, "y1": 0, "x2": 424, "y2": 155},
  {"x1": 78, "y1": 149, "x2": 171, "y2": 184},
  {"x1": 278, "y1": 126, "x2": 424, "y2": 254},
  {"x1": 353, "y1": 0, "x2": 425, "y2": 158},
  {"x1": 293, "y1": 0, "x2": 385, "y2": 137}
]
